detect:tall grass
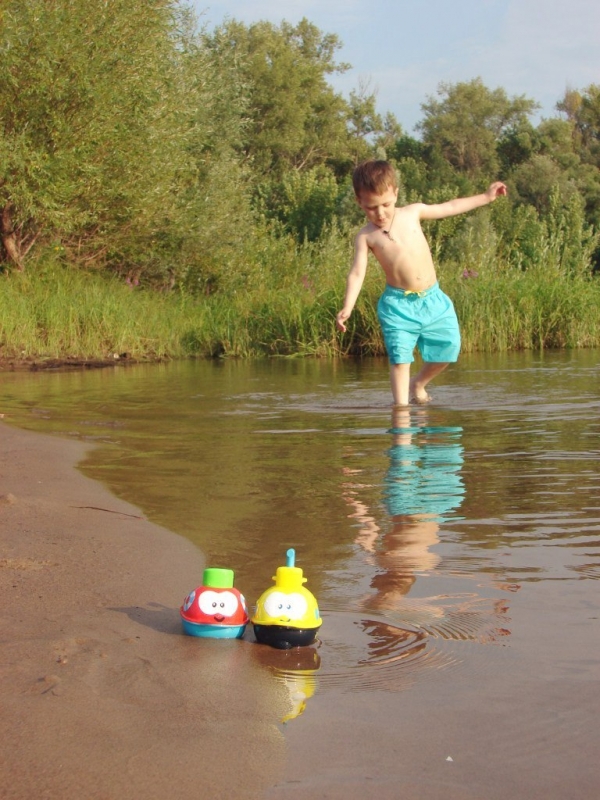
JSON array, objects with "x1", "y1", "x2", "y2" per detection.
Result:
[
  {"x1": 0, "y1": 267, "x2": 199, "y2": 360},
  {"x1": 1, "y1": 202, "x2": 600, "y2": 364},
  {"x1": 447, "y1": 269, "x2": 600, "y2": 351}
]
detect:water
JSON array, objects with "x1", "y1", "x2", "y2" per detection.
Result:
[{"x1": 2, "y1": 350, "x2": 600, "y2": 797}]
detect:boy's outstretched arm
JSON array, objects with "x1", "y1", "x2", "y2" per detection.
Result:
[
  {"x1": 419, "y1": 181, "x2": 507, "y2": 221},
  {"x1": 336, "y1": 231, "x2": 369, "y2": 332}
]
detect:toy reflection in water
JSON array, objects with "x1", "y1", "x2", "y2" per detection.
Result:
[
  {"x1": 252, "y1": 644, "x2": 321, "y2": 723},
  {"x1": 353, "y1": 408, "x2": 464, "y2": 611}
]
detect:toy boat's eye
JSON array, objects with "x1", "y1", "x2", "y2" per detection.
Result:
[
  {"x1": 199, "y1": 590, "x2": 221, "y2": 614},
  {"x1": 198, "y1": 590, "x2": 239, "y2": 617},
  {"x1": 216, "y1": 591, "x2": 239, "y2": 616}
]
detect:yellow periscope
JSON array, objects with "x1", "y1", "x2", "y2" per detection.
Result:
[{"x1": 252, "y1": 548, "x2": 322, "y2": 649}]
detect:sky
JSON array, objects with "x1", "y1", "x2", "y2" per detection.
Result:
[{"x1": 191, "y1": 0, "x2": 600, "y2": 135}]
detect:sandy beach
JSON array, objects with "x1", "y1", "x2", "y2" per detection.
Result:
[{"x1": 0, "y1": 422, "x2": 288, "y2": 799}]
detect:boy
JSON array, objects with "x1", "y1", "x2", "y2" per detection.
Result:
[{"x1": 336, "y1": 160, "x2": 507, "y2": 406}]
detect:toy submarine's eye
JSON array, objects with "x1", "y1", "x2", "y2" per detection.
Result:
[
  {"x1": 263, "y1": 591, "x2": 288, "y2": 618},
  {"x1": 263, "y1": 591, "x2": 308, "y2": 620},
  {"x1": 284, "y1": 593, "x2": 308, "y2": 621}
]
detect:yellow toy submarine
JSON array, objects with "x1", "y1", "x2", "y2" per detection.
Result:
[{"x1": 252, "y1": 548, "x2": 322, "y2": 649}]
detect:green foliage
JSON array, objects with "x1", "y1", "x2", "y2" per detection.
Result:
[
  {"x1": 0, "y1": 0, "x2": 258, "y2": 285},
  {"x1": 0, "y1": 262, "x2": 192, "y2": 359},
  {"x1": 566, "y1": 84, "x2": 600, "y2": 159},
  {"x1": 497, "y1": 121, "x2": 539, "y2": 173},
  {"x1": 535, "y1": 189, "x2": 599, "y2": 276},
  {"x1": 3, "y1": 214, "x2": 600, "y2": 365},
  {"x1": 1, "y1": 2, "x2": 600, "y2": 361},
  {"x1": 271, "y1": 167, "x2": 342, "y2": 241},
  {"x1": 510, "y1": 154, "x2": 576, "y2": 212},
  {"x1": 417, "y1": 78, "x2": 539, "y2": 179},
  {"x1": 451, "y1": 269, "x2": 600, "y2": 351},
  {"x1": 347, "y1": 78, "x2": 402, "y2": 163},
  {"x1": 419, "y1": 183, "x2": 481, "y2": 262},
  {"x1": 202, "y1": 18, "x2": 352, "y2": 176},
  {"x1": 0, "y1": 0, "x2": 197, "y2": 271}
]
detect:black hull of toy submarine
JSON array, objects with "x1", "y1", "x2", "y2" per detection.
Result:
[{"x1": 253, "y1": 623, "x2": 319, "y2": 650}]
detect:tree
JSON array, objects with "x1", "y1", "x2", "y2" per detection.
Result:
[
  {"x1": 0, "y1": 0, "x2": 201, "y2": 275},
  {"x1": 498, "y1": 93, "x2": 600, "y2": 227},
  {"x1": 510, "y1": 155, "x2": 576, "y2": 214},
  {"x1": 277, "y1": 166, "x2": 341, "y2": 241},
  {"x1": 202, "y1": 18, "x2": 351, "y2": 177},
  {"x1": 417, "y1": 78, "x2": 539, "y2": 179},
  {"x1": 558, "y1": 84, "x2": 600, "y2": 163}
]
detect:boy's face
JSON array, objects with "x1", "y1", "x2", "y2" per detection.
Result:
[{"x1": 356, "y1": 185, "x2": 398, "y2": 229}]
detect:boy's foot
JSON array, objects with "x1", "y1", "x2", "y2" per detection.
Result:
[
  {"x1": 410, "y1": 392, "x2": 431, "y2": 405},
  {"x1": 409, "y1": 378, "x2": 431, "y2": 405}
]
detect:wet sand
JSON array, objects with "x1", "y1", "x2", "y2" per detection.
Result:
[{"x1": 0, "y1": 422, "x2": 288, "y2": 799}]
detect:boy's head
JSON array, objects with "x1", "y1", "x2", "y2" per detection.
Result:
[
  {"x1": 352, "y1": 160, "x2": 397, "y2": 200},
  {"x1": 353, "y1": 160, "x2": 398, "y2": 229}
]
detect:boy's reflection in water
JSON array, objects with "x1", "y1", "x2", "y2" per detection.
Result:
[{"x1": 348, "y1": 408, "x2": 465, "y2": 612}]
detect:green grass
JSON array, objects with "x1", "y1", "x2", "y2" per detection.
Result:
[
  {"x1": 1, "y1": 232, "x2": 600, "y2": 364},
  {"x1": 445, "y1": 267, "x2": 600, "y2": 351}
]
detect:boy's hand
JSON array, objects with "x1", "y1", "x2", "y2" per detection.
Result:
[
  {"x1": 336, "y1": 309, "x2": 350, "y2": 332},
  {"x1": 487, "y1": 182, "x2": 507, "y2": 201}
]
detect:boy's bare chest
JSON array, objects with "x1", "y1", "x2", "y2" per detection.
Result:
[{"x1": 368, "y1": 219, "x2": 427, "y2": 261}]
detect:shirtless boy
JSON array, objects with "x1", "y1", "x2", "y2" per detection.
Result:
[{"x1": 336, "y1": 160, "x2": 507, "y2": 406}]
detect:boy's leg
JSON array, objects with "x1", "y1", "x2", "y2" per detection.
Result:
[
  {"x1": 410, "y1": 362, "x2": 449, "y2": 404},
  {"x1": 390, "y1": 362, "x2": 411, "y2": 406},
  {"x1": 413, "y1": 285, "x2": 460, "y2": 402}
]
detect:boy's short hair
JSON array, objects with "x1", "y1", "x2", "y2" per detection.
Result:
[{"x1": 353, "y1": 160, "x2": 397, "y2": 197}]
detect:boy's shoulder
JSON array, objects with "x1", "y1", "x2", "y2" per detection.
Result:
[
  {"x1": 397, "y1": 201, "x2": 427, "y2": 216},
  {"x1": 354, "y1": 221, "x2": 378, "y2": 245},
  {"x1": 357, "y1": 221, "x2": 375, "y2": 236}
]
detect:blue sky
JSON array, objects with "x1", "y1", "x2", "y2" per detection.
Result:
[{"x1": 192, "y1": 0, "x2": 600, "y2": 135}]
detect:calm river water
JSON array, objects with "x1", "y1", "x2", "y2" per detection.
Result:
[{"x1": 3, "y1": 350, "x2": 600, "y2": 798}]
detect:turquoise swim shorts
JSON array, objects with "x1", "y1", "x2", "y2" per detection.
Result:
[
  {"x1": 383, "y1": 435, "x2": 465, "y2": 521},
  {"x1": 377, "y1": 282, "x2": 461, "y2": 364}
]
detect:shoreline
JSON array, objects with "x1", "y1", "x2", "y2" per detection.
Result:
[
  {"x1": 0, "y1": 356, "x2": 149, "y2": 372},
  {"x1": 0, "y1": 422, "x2": 288, "y2": 799}
]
